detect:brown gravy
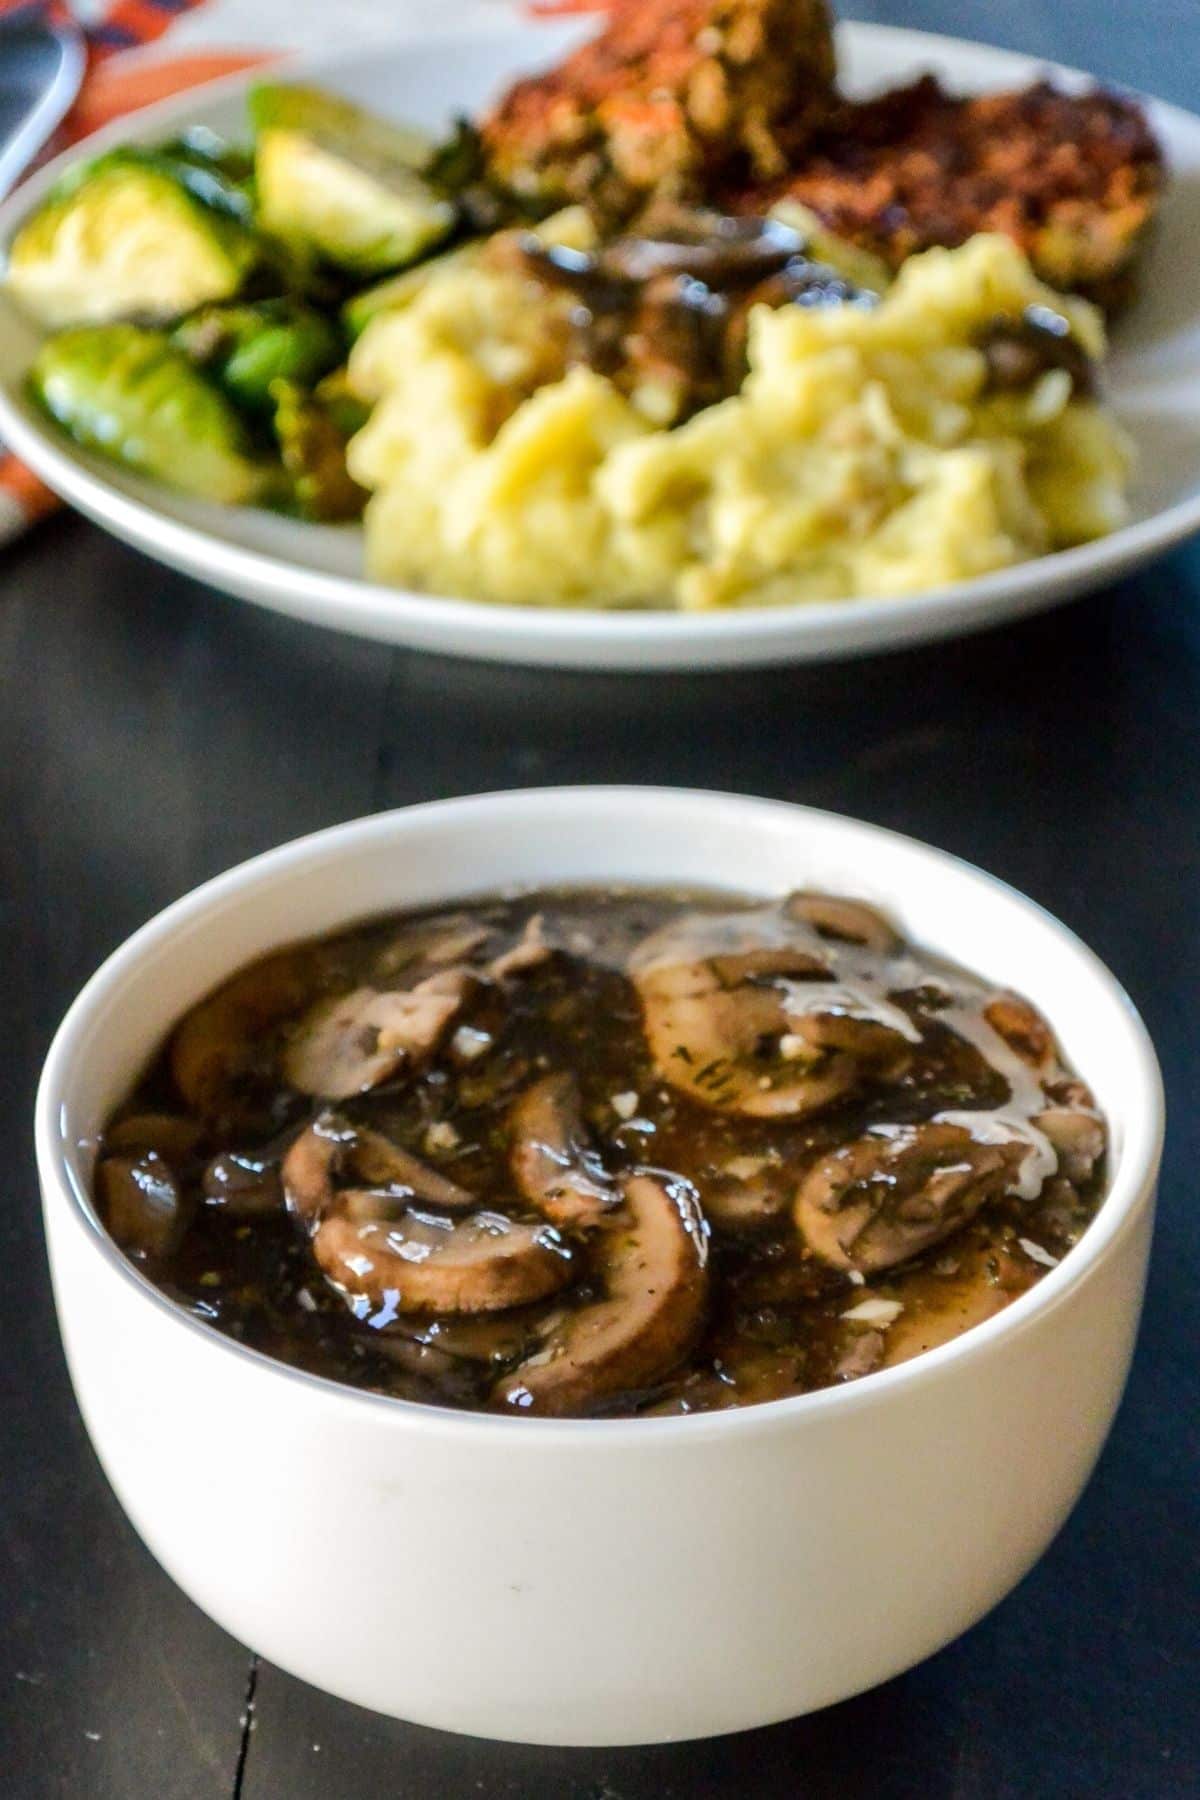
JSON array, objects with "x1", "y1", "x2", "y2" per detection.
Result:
[{"x1": 94, "y1": 889, "x2": 1106, "y2": 1418}]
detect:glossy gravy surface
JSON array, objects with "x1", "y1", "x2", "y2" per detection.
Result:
[{"x1": 94, "y1": 889, "x2": 1107, "y2": 1418}]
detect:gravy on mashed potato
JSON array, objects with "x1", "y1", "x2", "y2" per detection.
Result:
[{"x1": 346, "y1": 213, "x2": 1131, "y2": 610}]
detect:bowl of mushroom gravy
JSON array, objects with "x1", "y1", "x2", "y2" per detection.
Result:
[
  {"x1": 36, "y1": 790, "x2": 1162, "y2": 1742},
  {"x1": 95, "y1": 888, "x2": 1108, "y2": 1419}
]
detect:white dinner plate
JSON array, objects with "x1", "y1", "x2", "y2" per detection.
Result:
[{"x1": 1, "y1": 14, "x2": 1198, "y2": 669}]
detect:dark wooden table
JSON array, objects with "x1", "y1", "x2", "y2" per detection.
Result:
[{"x1": 3, "y1": 4, "x2": 1199, "y2": 1795}]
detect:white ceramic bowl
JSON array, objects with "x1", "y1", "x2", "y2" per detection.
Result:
[{"x1": 35, "y1": 789, "x2": 1163, "y2": 1745}]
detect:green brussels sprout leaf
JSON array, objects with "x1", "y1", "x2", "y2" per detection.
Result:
[
  {"x1": 174, "y1": 299, "x2": 343, "y2": 414},
  {"x1": 249, "y1": 82, "x2": 457, "y2": 277},
  {"x1": 271, "y1": 374, "x2": 367, "y2": 522},
  {"x1": 30, "y1": 324, "x2": 278, "y2": 507},
  {"x1": 8, "y1": 160, "x2": 261, "y2": 328}
]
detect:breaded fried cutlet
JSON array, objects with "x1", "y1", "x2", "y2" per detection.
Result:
[
  {"x1": 730, "y1": 77, "x2": 1165, "y2": 307},
  {"x1": 481, "y1": 0, "x2": 837, "y2": 220}
]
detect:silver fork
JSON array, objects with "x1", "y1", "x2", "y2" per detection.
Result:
[{"x1": 0, "y1": 9, "x2": 85, "y2": 202}]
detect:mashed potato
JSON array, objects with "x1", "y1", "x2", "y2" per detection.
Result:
[{"x1": 346, "y1": 232, "x2": 1131, "y2": 610}]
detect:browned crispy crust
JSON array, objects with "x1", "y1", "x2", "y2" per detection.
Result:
[
  {"x1": 728, "y1": 76, "x2": 1166, "y2": 307},
  {"x1": 481, "y1": 0, "x2": 837, "y2": 219},
  {"x1": 483, "y1": 3, "x2": 1165, "y2": 305}
]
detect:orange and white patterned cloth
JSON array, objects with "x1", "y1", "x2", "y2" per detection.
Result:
[
  {"x1": 0, "y1": 0, "x2": 595, "y2": 544},
  {"x1": 0, "y1": 0, "x2": 277, "y2": 540}
]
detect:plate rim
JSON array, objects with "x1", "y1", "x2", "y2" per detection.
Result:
[{"x1": 2, "y1": 16, "x2": 1197, "y2": 666}]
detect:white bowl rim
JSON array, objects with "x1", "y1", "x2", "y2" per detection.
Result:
[
  {"x1": 35, "y1": 786, "x2": 1165, "y2": 1445},
  {"x1": 1, "y1": 18, "x2": 1198, "y2": 665}
]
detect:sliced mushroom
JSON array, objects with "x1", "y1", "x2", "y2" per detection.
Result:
[
  {"x1": 353, "y1": 1126, "x2": 475, "y2": 1209},
  {"x1": 281, "y1": 1116, "x2": 346, "y2": 1223},
  {"x1": 281, "y1": 1118, "x2": 569, "y2": 1316},
  {"x1": 370, "y1": 1332, "x2": 461, "y2": 1381},
  {"x1": 983, "y1": 993, "x2": 1056, "y2": 1073},
  {"x1": 282, "y1": 1115, "x2": 474, "y2": 1226},
  {"x1": 833, "y1": 1328, "x2": 886, "y2": 1382},
  {"x1": 97, "y1": 1152, "x2": 186, "y2": 1257},
  {"x1": 282, "y1": 968, "x2": 473, "y2": 1100},
  {"x1": 705, "y1": 946, "x2": 828, "y2": 985},
  {"x1": 509, "y1": 1072, "x2": 620, "y2": 1228},
  {"x1": 635, "y1": 952, "x2": 855, "y2": 1119},
  {"x1": 495, "y1": 1172, "x2": 709, "y2": 1415},
  {"x1": 775, "y1": 993, "x2": 918, "y2": 1066},
  {"x1": 488, "y1": 913, "x2": 554, "y2": 980},
  {"x1": 1033, "y1": 1105, "x2": 1106, "y2": 1185},
  {"x1": 341, "y1": 1188, "x2": 413, "y2": 1224},
  {"x1": 632, "y1": 904, "x2": 912, "y2": 1119},
  {"x1": 105, "y1": 1112, "x2": 205, "y2": 1162},
  {"x1": 313, "y1": 1209, "x2": 573, "y2": 1315},
  {"x1": 395, "y1": 1305, "x2": 560, "y2": 1366},
  {"x1": 203, "y1": 1150, "x2": 284, "y2": 1216},
  {"x1": 375, "y1": 912, "x2": 494, "y2": 977},
  {"x1": 785, "y1": 893, "x2": 900, "y2": 954},
  {"x1": 795, "y1": 1122, "x2": 1021, "y2": 1277},
  {"x1": 171, "y1": 948, "x2": 318, "y2": 1118},
  {"x1": 979, "y1": 312, "x2": 1094, "y2": 398}
]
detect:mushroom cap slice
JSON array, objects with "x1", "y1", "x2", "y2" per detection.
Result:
[
  {"x1": 833, "y1": 1329, "x2": 887, "y2": 1383},
  {"x1": 374, "y1": 912, "x2": 494, "y2": 978},
  {"x1": 632, "y1": 902, "x2": 914, "y2": 1120},
  {"x1": 509, "y1": 1072, "x2": 620, "y2": 1228},
  {"x1": 203, "y1": 1150, "x2": 284, "y2": 1217},
  {"x1": 282, "y1": 1117, "x2": 570, "y2": 1315},
  {"x1": 395, "y1": 1306, "x2": 562, "y2": 1367},
  {"x1": 282, "y1": 968, "x2": 471, "y2": 1099},
  {"x1": 1032, "y1": 1105, "x2": 1106, "y2": 1185},
  {"x1": 983, "y1": 993, "x2": 1057, "y2": 1073},
  {"x1": 281, "y1": 1116, "x2": 344, "y2": 1222},
  {"x1": 495, "y1": 1172, "x2": 709, "y2": 1416},
  {"x1": 785, "y1": 893, "x2": 899, "y2": 954},
  {"x1": 488, "y1": 912, "x2": 555, "y2": 980},
  {"x1": 795, "y1": 1123, "x2": 1022, "y2": 1276},
  {"x1": 97, "y1": 1152, "x2": 186, "y2": 1257},
  {"x1": 350, "y1": 1123, "x2": 475, "y2": 1211},
  {"x1": 282, "y1": 1115, "x2": 475, "y2": 1226},
  {"x1": 705, "y1": 945, "x2": 828, "y2": 985},
  {"x1": 635, "y1": 952, "x2": 858, "y2": 1119},
  {"x1": 313, "y1": 1209, "x2": 574, "y2": 1315},
  {"x1": 105, "y1": 1112, "x2": 205, "y2": 1162},
  {"x1": 171, "y1": 948, "x2": 318, "y2": 1119}
]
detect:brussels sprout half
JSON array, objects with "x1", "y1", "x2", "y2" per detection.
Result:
[
  {"x1": 271, "y1": 374, "x2": 367, "y2": 523},
  {"x1": 31, "y1": 325, "x2": 277, "y2": 507},
  {"x1": 250, "y1": 82, "x2": 457, "y2": 278},
  {"x1": 50, "y1": 144, "x2": 256, "y2": 226},
  {"x1": 7, "y1": 161, "x2": 262, "y2": 330}
]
